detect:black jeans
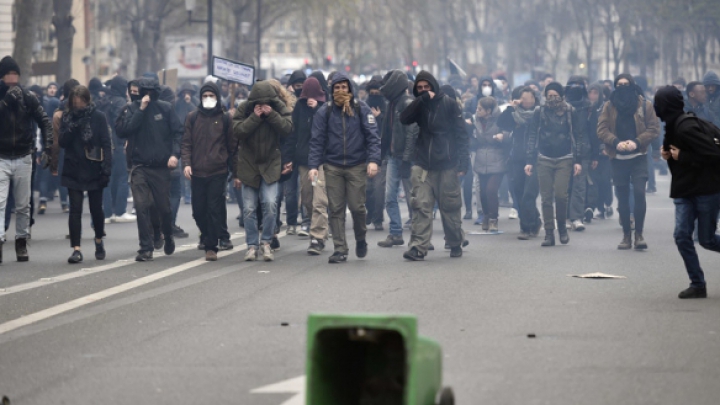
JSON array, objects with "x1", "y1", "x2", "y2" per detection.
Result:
[
  {"x1": 478, "y1": 173, "x2": 504, "y2": 220},
  {"x1": 510, "y1": 162, "x2": 541, "y2": 233},
  {"x1": 191, "y1": 174, "x2": 228, "y2": 252},
  {"x1": 612, "y1": 156, "x2": 647, "y2": 234},
  {"x1": 130, "y1": 166, "x2": 174, "y2": 253},
  {"x1": 68, "y1": 189, "x2": 104, "y2": 247}
]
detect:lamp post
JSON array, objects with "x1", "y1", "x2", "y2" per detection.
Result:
[{"x1": 185, "y1": 0, "x2": 213, "y2": 76}]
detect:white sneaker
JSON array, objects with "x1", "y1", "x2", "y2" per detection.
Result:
[
  {"x1": 244, "y1": 247, "x2": 257, "y2": 261},
  {"x1": 260, "y1": 244, "x2": 274, "y2": 261},
  {"x1": 571, "y1": 219, "x2": 585, "y2": 231},
  {"x1": 115, "y1": 213, "x2": 137, "y2": 223},
  {"x1": 508, "y1": 208, "x2": 518, "y2": 219},
  {"x1": 297, "y1": 226, "x2": 310, "y2": 237},
  {"x1": 104, "y1": 215, "x2": 116, "y2": 224}
]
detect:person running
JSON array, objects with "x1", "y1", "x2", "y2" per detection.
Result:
[
  {"x1": 525, "y1": 82, "x2": 584, "y2": 247},
  {"x1": 654, "y1": 85, "x2": 720, "y2": 299},
  {"x1": 58, "y1": 85, "x2": 112, "y2": 263},
  {"x1": 400, "y1": 71, "x2": 469, "y2": 260},
  {"x1": 597, "y1": 74, "x2": 660, "y2": 250},
  {"x1": 307, "y1": 73, "x2": 381, "y2": 264}
]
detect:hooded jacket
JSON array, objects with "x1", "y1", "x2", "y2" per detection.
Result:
[
  {"x1": 703, "y1": 71, "x2": 720, "y2": 126},
  {"x1": 308, "y1": 73, "x2": 381, "y2": 169},
  {"x1": 232, "y1": 80, "x2": 293, "y2": 188},
  {"x1": 115, "y1": 78, "x2": 183, "y2": 167},
  {"x1": 400, "y1": 71, "x2": 469, "y2": 172},
  {"x1": 42, "y1": 82, "x2": 61, "y2": 118},
  {"x1": 0, "y1": 82, "x2": 53, "y2": 159},
  {"x1": 288, "y1": 70, "x2": 307, "y2": 87},
  {"x1": 175, "y1": 82, "x2": 197, "y2": 124},
  {"x1": 380, "y1": 70, "x2": 418, "y2": 163},
  {"x1": 310, "y1": 71, "x2": 329, "y2": 100},
  {"x1": 181, "y1": 82, "x2": 233, "y2": 178},
  {"x1": 59, "y1": 104, "x2": 113, "y2": 191},
  {"x1": 654, "y1": 86, "x2": 720, "y2": 198},
  {"x1": 105, "y1": 75, "x2": 128, "y2": 152},
  {"x1": 284, "y1": 77, "x2": 325, "y2": 167},
  {"x1": 565, "y1": 77, "x2": 596, "y2": 160},
  {"x1": 464, "y1": 75, "x2": 504, "y2": 116},
  {"x1": 472, "y1": 107, "x2": 509, "y2": 174},
  {"x1": 597, "y1": 93, "x2": 660, "y2": 160}
]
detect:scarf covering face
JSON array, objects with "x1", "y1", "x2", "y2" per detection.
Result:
[
  {"x1": 512, "y1": 105, "x2": 536, "y2": 126},
  {"x1": 63, "y1": 103, "x2": 96, "y2": 144},
  {"x1": 546, "y1": 98, "x2": 567, "y2": 114},
  {"x1": 333, "y1": 90, "x2": 354, "y2": 116},
  {"x1": 611, "y1": 85, "x2": 638, "y2": 115}
]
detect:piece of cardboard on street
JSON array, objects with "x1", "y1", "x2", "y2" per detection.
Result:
[{"x1": 157, "y1": 68, "x2": 178, "y2": 90}]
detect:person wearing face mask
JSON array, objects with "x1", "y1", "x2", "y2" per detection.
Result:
[
  {"x1": 175, "y1": 82, "x2": 198, "y2": 125},
  {"x1": 287, "y1": 70, "x2": 307, "y2": 99},
  {"x1": 525, "y1": 82, "x2": 584, "y2": 247},
  {"x1": 115, "y1": 78, "x2": 183, "y2": 262},
  {"x1": 59, "y1": 85, "x2": 112, "y2": 264},
  {"x1": 307, "y1": 73, "x2": 381, "y2": 264},
  {"x1": 464, "y1": 76, "x2": 502, "y2": 116},
  {"x1": 498, "y1": 86, "x2": 541, "y2": 240},
  {"x1": 597, "y1": 74, "x2": 660, "y2": 250},
  {"x1": 399, "y1": 71, "x2": 470, "y2": 260},
  {"x1": 654, "y1": 85, "x2": 720, "y2": 299},
  {"x1": 701, "y1": 71, "x2": 720, "y2": 127},
  {"x1": 585, "y1": 82, "x2": 613, "y2": 220},
  {"x1": 181, "y1": 82, "x2": 233, "y2": 261},
  {"x1": 365, "y1": 77, "x2": 387, "y2": 231}
]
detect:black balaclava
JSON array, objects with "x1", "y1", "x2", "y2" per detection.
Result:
[
  {"x1": 565, "y1": 75, "x2": 588, "y2": 105},
  {"x1": 653, "y1": 86, "x2": 685, "y2": 125},
  {"x1": 611, "y1": 74, "x2": 638, "y2": 115}
]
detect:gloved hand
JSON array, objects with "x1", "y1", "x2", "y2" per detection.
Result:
[
  {"x1": 40, "y1": 152, "x2": 51, "y2": 169},
  {"x1": 400, "y1": 160, "x2": 412, "y2": 179},
  {"x1": 3, "y1": 86, "x2": 23, "y2": 109}
]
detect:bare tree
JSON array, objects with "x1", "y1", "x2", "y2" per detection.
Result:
[
  {"x1": 12, "y1": 0, "x2": 45, "y2": 85},
  {"x1": 52, "y1": 0, "x2": 74, "y2": 84}
]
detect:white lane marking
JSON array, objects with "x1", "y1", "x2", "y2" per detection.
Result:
[
  {"x1": 0, "y1": 242, "x2": 248, "y2": 336},
  {"x1": 250, "y1": 376, "x2": 305, "y2": 405},
  {"x1": 0, "y1": 233, "x2": 245, "y2": 297}
]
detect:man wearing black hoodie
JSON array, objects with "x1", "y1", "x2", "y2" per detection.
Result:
[
  {"x1": 287, "y1": 70, "x2": 307, "y2": 98},
  {"x1": 702, "y1": 71, "x2": 720, "y2": 127},
  {"x1": 655, "y1": 86, "x2": 720, "y2": 299},
  {"x1": 116, "y1": 78, "x2": 183, "y2": 261},
  {"x1": 0, "y1": 56, "x2": 52, "y2": 262},
  {"x1": 365, "y1": 77, "x2": 387, "y2": 231},
  {"x1": 400, "y1": 71, "x2": 469, "y2": 260}
]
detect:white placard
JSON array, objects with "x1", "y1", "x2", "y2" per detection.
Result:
[{"x1": 213, "y1": 56, "x2": 255, "y2": 86}]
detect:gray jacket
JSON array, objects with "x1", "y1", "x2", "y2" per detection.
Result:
[{"x1": 473, "y1": 110, "x2": 510, "y2": 175}]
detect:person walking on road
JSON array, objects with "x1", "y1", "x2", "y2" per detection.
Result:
[
  {"x1": 654, "y1": 85, "x2": 720, "y2": 299},
  {"x1": 400, "y1": 71, "x2": 470, "y2": 260},
  {"x1": 116, "y1": 78, "x2": 183, "y2": 262},
  {"x1": 59, "y1": 85, "x2": 112, "y2": 264},
  {"x1": 233, "y1": 81, "x2": 293, "y2": 262},
  {"x1": 0, "y1": 56, "x2": 53, "y2": 263},
  {"x1": 182, "y1": 82, "x2": 233, "y2": 262},
  {"x1": 307, "y1": 73, "x2": 382, "y2": 264}
]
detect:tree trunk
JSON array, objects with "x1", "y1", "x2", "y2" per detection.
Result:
[
  {"x1": 52, "y1": 0, "x2": 75, "y2": 85},
  {"x1": 12, "y1": 0, "x2": 42, "y2": 85}
]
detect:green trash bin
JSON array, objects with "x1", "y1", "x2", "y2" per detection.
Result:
[{"x1": 306, "y1": 313, "x2": 454, "y2": 405}]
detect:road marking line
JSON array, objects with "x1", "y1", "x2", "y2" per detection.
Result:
[
  {"x1": 251, "y1": 376, "x2": 305, "y2": 405},
  {"x1": 0, "y1": 233, "x2": 245, "y2": 297}
]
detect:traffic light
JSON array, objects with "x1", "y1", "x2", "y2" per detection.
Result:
[
  {"x1": 345, "y1": 65, "x2": 351, "y2": 72},
  {"x1": 412, "y1": 60, "x2": 418, "y2": 67},
  {"x1": 304, "y1": 58, "x2": 311, "y2": 69}
]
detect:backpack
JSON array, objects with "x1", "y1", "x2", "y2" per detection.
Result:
[{"x1": 673, "y1": 112, "x2": 720, "y2": 157}]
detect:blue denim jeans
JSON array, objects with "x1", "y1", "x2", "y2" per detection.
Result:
[
  {"x1": 385, "y1": 157, "x2": 404, "y2": 236},
  {"x1": 242, "y1": 180, "x2": 279, "y2": 248},
  {"x1": 103, "y1": 150, "x2": 130, "y2": 218},
  {"x1": 674, "y1": 193, "x2": 720, "y2": 288}
]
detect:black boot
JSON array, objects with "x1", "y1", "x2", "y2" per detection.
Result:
[
  {"x1": 558, "y1": 229, "x2": 570, "y2": 245},
  {"x1": 15, "y1": 238, "x2": 28, "y2": 262},
  {"x1": 541, "y1": 230, "x2": 555, "y2": 247}
]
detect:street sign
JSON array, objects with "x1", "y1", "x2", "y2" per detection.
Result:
[
  {"x1": 212, "y1": 56, "x2": 255, "y2": 86},
  {"x1": 250, "y1": 376, "x2": 305, "y2": 405}
]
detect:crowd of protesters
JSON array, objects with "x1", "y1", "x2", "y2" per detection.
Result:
[{"x1": 1, "y1": 52, "x2": 719, "y2": 299}]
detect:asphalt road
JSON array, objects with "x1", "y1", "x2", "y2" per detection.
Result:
[{"x1": 0, "y1": 173, "x2": 719, "y2": 405}]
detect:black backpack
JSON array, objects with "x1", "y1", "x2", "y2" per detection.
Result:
[{"x1": 673, "y1": 112, "x2": 720, "y2": 158}]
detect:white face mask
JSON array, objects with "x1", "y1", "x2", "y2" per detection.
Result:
[
  {"x1": 481, "y1": 86, "x2": 493, "y2": 97},
  {"x1": 202, "y1": 97, "x2": 218, "y2": 109}
]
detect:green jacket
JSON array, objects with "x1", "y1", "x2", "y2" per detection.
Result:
[{"x1": 232, "y1": 81, "x2": 293, "y2": 188}]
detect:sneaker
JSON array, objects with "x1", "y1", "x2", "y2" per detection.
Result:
[
  {"x1": 374, "y1": 223, "x2": 384, "y2": 231},
  {"x1": 218, "y1": 239, "x2": 233, "y2": 251},
  {"x1": 463, "y1": 211, "x2": 473, "y2": 220},
  {"x1": 678, "y1": 286, "x2": 707, "y2": 299},
  {"x1": 328, "y1": 251, "x2": 348, "y2": 263},
  {"x1": 135, "y1": 251, "x2": 153, "y2": 262},
  {"x1": 450, "y1": 246, "x2": 463, "y2": 258},
  {"x1": 287, "y1": 225, "x2": 297, "y2": 235},
  {"x1": 104, "y1": 215, "x2": 116, "y2": 224},
  {"x1": 474, "y1": 213, "x2": 485, "y2": 226},
  {"x1": 377, "y1": 234, "x2": 404, "y2": 248},
  {"x1": 62, "y1": 203, "x2": 69, "y2": 213},
  {"x1": 38, "y1": 202, "x2": 47, "y2": 215},
  {"x1": 154, "y1": 236, "x2": 164, "y2": 251},
  {"x1": 164, "y1": 236, "x2": 175, "y2": 255},
  {"x1": 244, "y1": 247, "x2": 257, "y2": 261},
  {"x1": 571, "y1": 219, "x2": 585, "y2": 231},
  {"x1": 605, "y1": 205, "x2": 614, "y2": 217},
  {"x1": 15, "y1": 238, "x2": 28, "y2": 262},
  {"x1": 206, "y1": 251, "x2": 218, "y2": 261},
  {"x1": 68, "y1": 250, "x2": 83, "y2": 264},
  {"x1": 584, "y1": 208, "x2": 594, "y2": 224},
  {"x1": 270, "y1": 236, "x2": 280, "y2": 251},
  {"x1": 403, "y1": 247, "x2": 425, "y2": 261},
  {"x1": 260, "y1": 244, "x2": 274, "y2": 261},
  {"x1": 115, "y1": 213, "x2": 137, "y2": 223},
  {"x1": 356, "y1": 240, "x2": 368, "y2": 258},
  {"x1": 307, "y1": 239, "x2": 325, "y2": 255},
  {"x1": 95, "y1": 239, "x2": 106, "y2": 260},
  {"x1": 297, "y1": 226, "x2": 310, "y2": 237},
  {"x1": 508, "y1": 208, "x2": 518, "y2": 219},
  {"x1": 172, "y1": 225, "x2": 189, "y2": 239}
]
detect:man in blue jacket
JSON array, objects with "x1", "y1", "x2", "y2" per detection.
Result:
[{"x1": 308, "y1": 73, "x2": 381, "y2": 264}]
